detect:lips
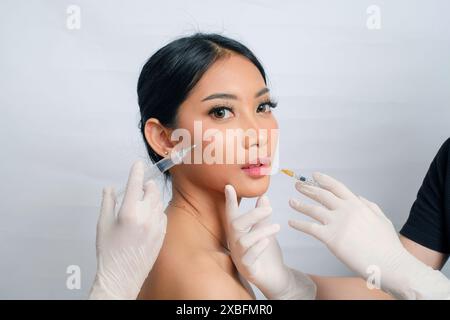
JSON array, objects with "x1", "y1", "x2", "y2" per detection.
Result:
[
  {"x1": 241, "y1": 163, "x2": 263, "y2": 169},
  {"x1": 241, "y1": 157, "x2": 271, "y2": 177},
  {"x1": 241, "y1": 157, "x2": 271, "y2": 169}
]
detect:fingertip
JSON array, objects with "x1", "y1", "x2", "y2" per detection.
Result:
[
  {"x1": 132, "y1": 160, "x2": 145, "y2": 174},
  {"x1": 134, "y1": 159, "x2": 145, "y2": 167},
  {"x1": 256, "y1": 194, "x2": 271, "y2": 208},
  {"x1": 110, "y1": 186, "x2": 116, "y2": 198},
  {"x1": 103, "y1": 186, "x2": 113, "y2": 196},
  {"x1": 288, "y1": 220, "x2": 297, "y2": 228},
  {"x1": 144, "y1": 179, "x2": 157, "y2": 190},
  {"x1": 261, "y1": 194, "x2": 270, "y2": 206},
  {"x1": 224, "y1": 184, "x2": 235, "y2": 196},
  {"x1": 289, "y1": 198, "x2": 299, "y2": 208},
  {"x1": 294, "y1": 180, "x2": 305, "y2": 190},
  {"x1": 312, "y1": 172, "x2": 322, "y2": 181},
  {"x1": 314, "y1": 171, "x2": 332, "y2": 187}
]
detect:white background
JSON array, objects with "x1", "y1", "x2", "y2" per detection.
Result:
[{"x1": 1, "y1": 0, "x2": 449, "y2": 299}]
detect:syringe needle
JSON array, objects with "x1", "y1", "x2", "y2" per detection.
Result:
[{"x1": 280, "y1": 168, "x2": 320, "y2": 187}]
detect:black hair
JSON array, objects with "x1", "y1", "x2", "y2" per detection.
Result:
[{"x1": 137, "y1": 33, "x2": 267, "y2": 178}]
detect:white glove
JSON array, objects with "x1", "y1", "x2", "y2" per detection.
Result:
[
  {"x1": 224, "y1": 185, "x2": 316, "y2": 300},
  {"x1": 288, "y1": 172, "x2": 450, "y2": 300},
  {"x1": 89, "y1": 161, "x2": 167, "y2": 299}
]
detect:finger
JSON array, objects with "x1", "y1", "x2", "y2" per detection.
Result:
[
  {"x1": 139, "y1": 199, "x2": 164, "y2": 226},
  {"x1": 288, "y1": 219, "x2": 327, "y2": 242},
  {"x1": 143, "y1": 179, "x2": 161, "y2": 205},
  {"x1": 295, "y1": 182, "x2": 342, "y2": 210},
  {"x1": 289, "y1": 198, "x2": 330, "y2": 224},
  {"x1": 121, "y1": 161, "x2": 146, "y2": 218},
  {"x1": 253, "y1": 195, "x2": 272, "y2": 227},
  {"x1": 312, "y1": 172, "x2": 357, "y2": 200},
  {"x1": 157, "y1": 212, "x2": 168, "y2": 236},
  {"x1": 151, "y1": 213, "x2": 168, "y2": 252},
  {"x1": 224, "y1": 184, "x2": 240, "y2": 224},
  {"x1": 255, "y1": 194, "x2": 270, "y2": 208},
  {"x1": 241, "y1": 238, "x2": 270, "y2": 267},
  {"x1": 98, "y1": 186, "x2": 116, "y2": 230},
  {"x1": 231, "y1": 206, "x2": 272, "y2": 235},
  {"x1": 238, "y1": 223, "x2": 280, "y2": 251}
]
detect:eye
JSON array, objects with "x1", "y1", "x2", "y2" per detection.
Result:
[
  {"x1": 208, "y1": 106, "x2": 234, "y2": 120},
  {"x1": 256, "y1": 100, "x2": 278, "y2": 113}
]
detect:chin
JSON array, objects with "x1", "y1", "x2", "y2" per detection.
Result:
[{"x1": 232, "y1": 175, "x2": 271, "y2": 198}]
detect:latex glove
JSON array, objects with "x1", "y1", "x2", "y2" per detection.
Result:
[
  {"x1": 224, "y1": 185, "x2": 316, "y2": 300},
  {"x1": 288, "y1": 172, "x2": 450, "y2": 300},
  {"x1": 89, "y1": 161, "x2": 167, "y2": 299}
]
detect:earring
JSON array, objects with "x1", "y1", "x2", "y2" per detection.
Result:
[{"x1": 164, "y1": 151, "x2": 169, "y2": 155}]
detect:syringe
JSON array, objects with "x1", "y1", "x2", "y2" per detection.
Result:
[
  {"x1": 116, "y1": 144, "x2": 196, "y2": 200},
  {"x1": 280, "y1": 168, "x2": 320, "y2": 187}
]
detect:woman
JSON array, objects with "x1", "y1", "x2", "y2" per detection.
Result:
[
  {"x1": 90, "y1": 33, "x2": 392, "y2": 300},
  {"x1": 135, "y1": 33, "x2": 281, "y2": 299}
]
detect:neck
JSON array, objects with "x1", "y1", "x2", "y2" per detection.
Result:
[{"x1": 168, "y1": 174, "x2": 241, "y2": 251}]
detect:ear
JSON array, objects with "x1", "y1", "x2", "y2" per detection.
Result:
[{"x1": 143, "y1": 118, "x2": 174, "y2": 157}]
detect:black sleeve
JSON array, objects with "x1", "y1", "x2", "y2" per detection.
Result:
[{"x1": 399, "y1": 138, "x2": 450, "y2": 254}]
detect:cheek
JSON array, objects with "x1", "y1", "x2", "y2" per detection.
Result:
[
  {"x1": 173, "y1": 116, "x2": 276, "y2": 197},
  {"x1": 266, "y1": 120, "x2": 279, "y2": 153}
]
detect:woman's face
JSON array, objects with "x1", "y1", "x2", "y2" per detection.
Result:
[{"x1": 171, "y1": 53, "x2": 279, "y2": 198}]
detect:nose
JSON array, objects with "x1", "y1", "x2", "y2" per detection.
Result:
[{"x1": 241, "y1": 116, "x2": 268, "y2": 151}]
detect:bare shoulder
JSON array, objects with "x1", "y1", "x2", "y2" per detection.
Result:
[
  {"x1": 145, "y1": 245, "x2": 253, "y2": 300},
  {"x1": 174, "y1": 254, "x2": 253, "y2": 300},
  {"x1": 139, "y1": 210, "x2": 254, "y2": 300}
]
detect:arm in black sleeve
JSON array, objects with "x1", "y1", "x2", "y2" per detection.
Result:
[{"x1": 400, "y1": 138, "x2": 450, "y2": 254}]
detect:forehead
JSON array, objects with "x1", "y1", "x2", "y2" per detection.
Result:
[{"x1": 188, "y1": 54, "x2": 266, "y2": 100}]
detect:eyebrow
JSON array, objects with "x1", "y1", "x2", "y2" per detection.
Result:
[{"x1": 201, "y1": 87, "x2": 270, "y2": 102}]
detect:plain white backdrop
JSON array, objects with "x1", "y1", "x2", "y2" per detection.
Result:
[{"x1": 1, "y1": 0, "x2": 449, "y2": 299}]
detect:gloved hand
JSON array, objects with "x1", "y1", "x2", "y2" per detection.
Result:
[
  {"x1": 289, "y1": 172, "x2": 450, "y2": 300},
  {"x1": 89, "y1": 161, "x2": 167, "y2": 299},
  {"x1": 224, "y1": 185, "x2": 316, "y2": 300}
]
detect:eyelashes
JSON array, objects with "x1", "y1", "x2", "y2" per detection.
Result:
[
  {"x1": 208, "y1": 105, "x2": 234, "y2": 119},
  {"x1": 207, "y1": 99, "x2": 278, "y2": 120},
  {"x1": 258, "y1": 99, "x2": 278, "y2": 111}
]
